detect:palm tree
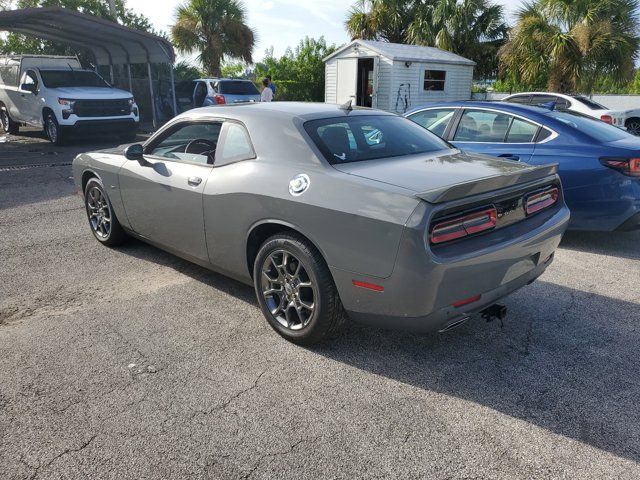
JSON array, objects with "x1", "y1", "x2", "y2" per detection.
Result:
[
  {"x1": 409, "y1": 0, "x2": 508, "y2": 79},
  {"x1": 345, "y1": 0, "x2": 419, "y2": 43},
  {"x1": 500, "y1": 0, "x2": 640, "y2": 93},
  {"x1": 345, "y1": 0, "x2": 507, "y2": 78},
  {"x1": 171, "y1": 0, "x2": 255, "y2": 77}
]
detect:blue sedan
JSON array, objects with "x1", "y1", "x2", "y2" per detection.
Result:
[{"x1": 405, "y1": 101, "x2": 640, "y2": 231}]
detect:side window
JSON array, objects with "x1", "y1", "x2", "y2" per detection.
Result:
[
  {"x1": 554, "y1": 97, "x2": 570, "y2": 111},
  {"x1": 218, "y1": 123, "x2": 255, "y2": 165},
  {"x1": 424, "y1": 70, "x2": 446, "y2": 91},
  {"x1": 530, "y1": 95, "x2": 556, "y2": 107},
  {"x1": 453, "y1": 110, "x2": 513, "y2": 142},
  {"x1": 506, "y1": 118, "x2": 539, "y2": 143},
  {"x1": 505, "y1": 95, "x2": 531, "y2": 105},
  {"x1": 22, "y1": 70, "x2": 38, "y2": 90},
  {"x1": 148, "y1": 122, "x2": 222, "y2": 165},
  {"x1": 408, "y1": 109, "x2": 456, "y2": 138}
]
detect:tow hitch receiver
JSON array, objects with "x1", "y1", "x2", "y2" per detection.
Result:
[{"x1": 481, "y1": 304, "x2": 507, "y2": 323}]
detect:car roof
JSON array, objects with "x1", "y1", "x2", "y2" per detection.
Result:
[
  {"x1": 180, "y1": 102, "x2": 396, "y2": 123},
  {"x1": 406, "y1": 100, "x2": 555, "y2": 121}
]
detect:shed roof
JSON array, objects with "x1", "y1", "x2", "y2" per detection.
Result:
[
  {"x1": 0, "y1": 7, "x2": 175, "y2": 65},
  {"x1": 324, "y1": 39, "x2": 476, "y2": 66}
]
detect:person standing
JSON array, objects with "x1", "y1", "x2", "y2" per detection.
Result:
[
  {"x1": 267, "y1": 75, "x2": 276, "y2": 97},
  {"x1": 261, "y1": 78, "x2": 274, "y2": 102}
]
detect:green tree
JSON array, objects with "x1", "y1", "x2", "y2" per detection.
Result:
[
  {"x1": 173, "y1": 60, "x2": 202, "y2": 81},
  {"x1": 499, "y1": 0, "x2": 640, "y2": 94},
  {"x1": 345, "y1": 0, "x2": 508, "y2": 79},
  {"x1": 254, "y1": 37, "x2": 338, "y2": 102},
  {"x1": 171, "y1": 0, "x2": 255, "y2": 77},
  {"x1": 221, "y1": 61, "x2": 248, "y2": 78}
]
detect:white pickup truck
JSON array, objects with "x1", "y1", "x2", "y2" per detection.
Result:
[{"x1": 0, "y1": 55, "x2": 139, "y2": 144}]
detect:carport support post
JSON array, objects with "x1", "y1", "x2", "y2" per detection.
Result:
[
  {"x1": 127, "y1": 64, "x2": 133, "y2": 93},
  {"x1": 168, "y1": 62, "x2": 178, "y2": 117},
  {"x1": 147, "y1": 62, "x2": 157, "y2": 129}
]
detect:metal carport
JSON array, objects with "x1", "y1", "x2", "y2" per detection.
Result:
[{"x1": 0, "y1": 7, "x2": 177, "y2": 127}]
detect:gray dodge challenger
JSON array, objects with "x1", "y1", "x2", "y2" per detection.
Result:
[{"x1": 73, "y1": 102, "x2": 570, "y2": 344}]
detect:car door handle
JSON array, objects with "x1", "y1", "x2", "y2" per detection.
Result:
[
  {"x1": 187, "y1": 176, "x2": 202, "y2": 186},
  {"x1": 498, "y1": 154, "x2": 520, "y2": 161}
]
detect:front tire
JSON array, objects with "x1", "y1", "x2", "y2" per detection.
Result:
[
  {"x1": 0, "y1": 105, "x2": 19, "y2": 135},
  {"x1": 84, "y1": 178, "x2": 127, "y2": 247},
  {"x1": 626, "y1": 120, "x2": 640, "y2": 136},
  {"x1": 253, "y1": 234, "x2": 346, "y2": 345},
  {"x1": 45, "y1": 112, "x2": 65, "y2": 145}
]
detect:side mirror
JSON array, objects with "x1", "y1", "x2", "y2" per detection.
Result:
[
  {"x1": 124, "y1": 143, "x2": 144, "y2": 161},
  {"x1": 21, "y1": 83, "x2": 37, "y2": 94}
]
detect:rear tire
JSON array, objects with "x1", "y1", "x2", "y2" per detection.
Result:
[
  {"x1": 84, "y1": 178, "x2": 127, "y2": 247},
  {"x1": 44, "y1": 112, "x2": 65, "y2": 145},
  {"x1": 253, "y1": 233, "x2": 346, "y2": 345},
  {"x1": 0, "y1": 105, "x2": 19, "y2": 135}
]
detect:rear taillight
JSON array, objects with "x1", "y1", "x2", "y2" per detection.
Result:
[
  {"x1": 430, "y1": 207, "x2": 497, "y2": 245},
  {"x1": 214, "y1": 94, "x2": 226, "y2": 105},
  {"x1": 601, "y1": 115, "x2": 613, "y2": 125},
  {"x1": 600, "y1": 158, "x2": 640, "y2": 177},
  {"x1": 525, "y1": 187, "x2": 559, "y2": 215}
]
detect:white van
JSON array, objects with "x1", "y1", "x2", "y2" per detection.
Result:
[{"x1": 0, "y1": 55, "x2": 139, "y2": 144}]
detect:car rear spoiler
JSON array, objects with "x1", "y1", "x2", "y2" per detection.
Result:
[{"x1": 416, "y1": 164, "x2": 559, "y2": 204}]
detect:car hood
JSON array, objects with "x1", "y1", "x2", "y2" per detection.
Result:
[
  {"x1": 333, "y1": 150, "x2": 558, "y2": 203},
  {"x1": 48, "y1": 87, "x2": 133, "y2": 99}
]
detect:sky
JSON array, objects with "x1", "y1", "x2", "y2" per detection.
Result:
[{"x1": 126, "y1": 0, "x2": 525, "y2": 64}]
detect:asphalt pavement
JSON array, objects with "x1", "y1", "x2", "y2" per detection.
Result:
[{"x1": 1, "y1": 129, "x2": 639, "y2": 479}]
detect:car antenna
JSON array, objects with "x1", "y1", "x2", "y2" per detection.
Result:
[{"x1": 339, "y1": 99, "x2": 353, "y2": 112}]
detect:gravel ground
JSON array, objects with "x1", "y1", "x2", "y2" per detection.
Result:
[{"x1": 1, "y1": 130, "x2": 639, "y2": 479}]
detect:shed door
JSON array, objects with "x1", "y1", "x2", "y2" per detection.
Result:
[{"x1": 336, "y1": 58, "x2": 357, "y2": 104}]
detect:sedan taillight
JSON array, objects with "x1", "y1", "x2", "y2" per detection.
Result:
[
  {"x1": 430, "y1": 207, "x2": 497, "y2": 245},
  {"x1": 525, "y1": 187, "x2": 559, "y2": 216},
  {"x1": 601, "y1": 115, "x2": 613, "y2": 125},
  {"x1": 600, "y1": 158, "x2": 640, "y2": 177}
]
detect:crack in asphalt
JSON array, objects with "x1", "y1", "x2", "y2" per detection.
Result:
[
  {"x1": 22, "y1": 434, "x2": 98, "y2": 480},
  {"x1": 242, "y1": 436, "x2": 322, "y2": 479},
  {"x1": 190, "y1": 369, "x2": 268, "y2": 420}
]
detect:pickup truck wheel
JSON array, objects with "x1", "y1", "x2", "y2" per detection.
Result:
[
  {"x1": 45, "y1": 113, "x2": 65, "y2": 145},
  {"x1": 0, "y1": 106, "x2": 19, "y2": 135},
  {"x1": 626, "y1": 120, "x2": 640, "y2": 136},
  {"x1": 254, "y1": 234, "x2": 346, "y2": 345},
  {"x1": 84, "y1": 178, "x2": 127, "y2": 247}
]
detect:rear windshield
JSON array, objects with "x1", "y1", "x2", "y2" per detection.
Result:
[
  {"x1": 218, "y1": 81, "x2": 259, "y2": 95},
  {"x1": 549, "y1": 111, "x2": 629, "y2": 142},
  {"x1": 40, "y1": 70, "x2": 110, "y2": 88},
  {"x1": 571, "y1": 95, "x2": 607, "y2": 110},
  {"x1": 305, "y1": 115, "x2": 451, "y2": 164}
]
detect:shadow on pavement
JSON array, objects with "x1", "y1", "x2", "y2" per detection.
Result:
[
  {"x1": 117, "y1": 237, "x2": 640, "y2": 463},
  {"x1": 560, "y1": 230, "x2": 640, "y2": 260}
]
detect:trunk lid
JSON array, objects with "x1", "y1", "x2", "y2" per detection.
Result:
[{"x1": 333, "y1": 150, "x2": 558, "y2": 203}]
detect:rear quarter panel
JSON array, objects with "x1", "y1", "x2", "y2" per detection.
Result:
[{"x1": 202, "y1": 118, "x2": 421, "y2": 282}]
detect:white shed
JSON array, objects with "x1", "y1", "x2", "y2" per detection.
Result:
[{"x1": 324, "y1": 39, "x2": 475, "y2": 114}]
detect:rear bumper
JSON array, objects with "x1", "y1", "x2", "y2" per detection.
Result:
[
  {"x1": 347, "y1": 254, "x2": 553, "y2": 333},
  {"x1": 332, "y1": 204, "x2": 570, "y2": 333}
]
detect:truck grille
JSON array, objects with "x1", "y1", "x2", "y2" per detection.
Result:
[{"x1": 74, "y1": 99, "x2": 130, "y2": 118}]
